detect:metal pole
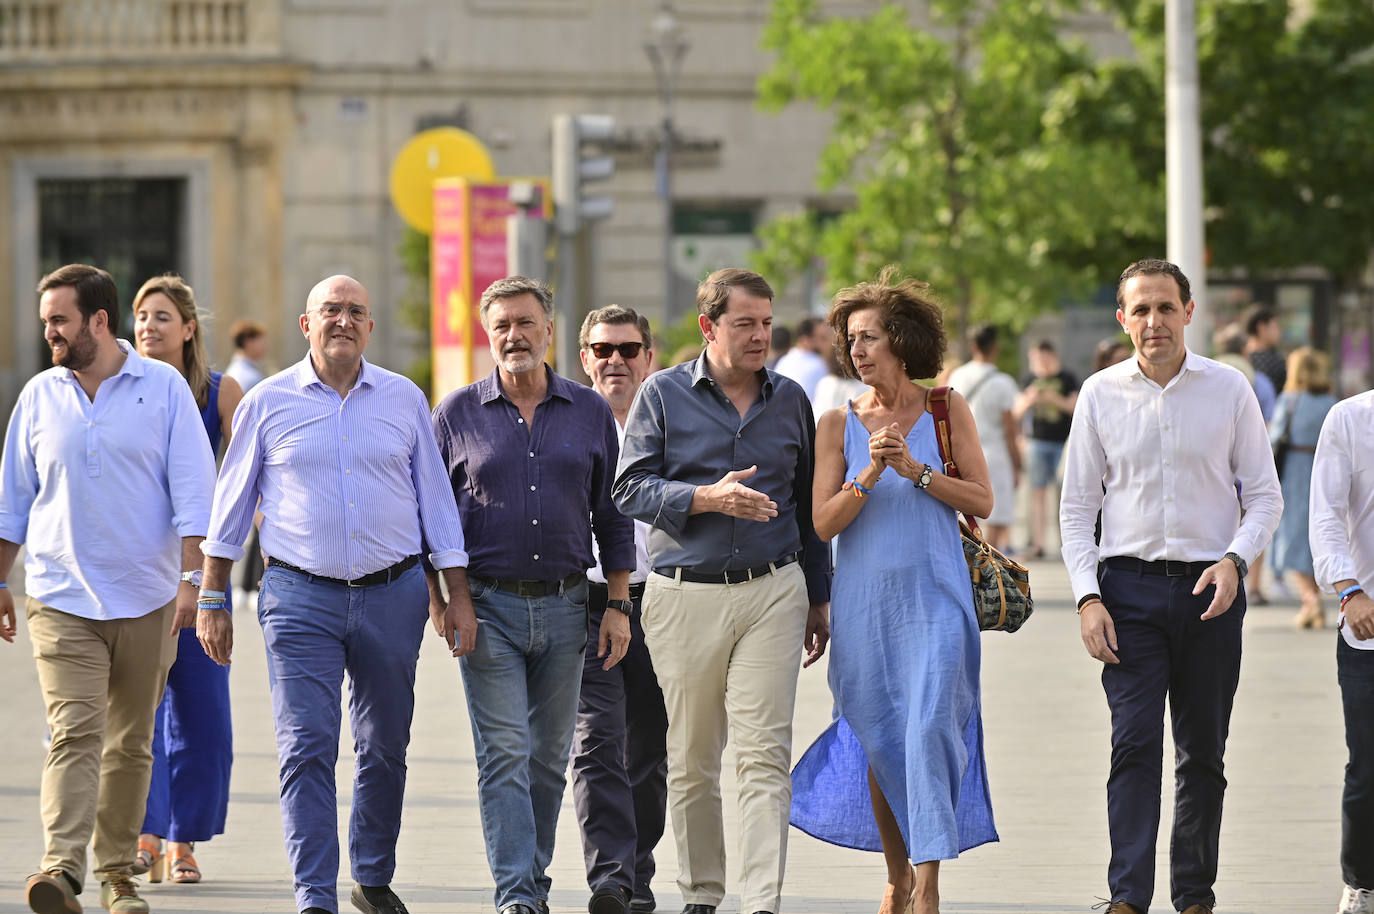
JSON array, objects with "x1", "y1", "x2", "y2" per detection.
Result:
[
  {"x1": 1166, "y1": 0, "x2": 1210, "y2": 352},
  {"x1": 659, "y1": 115, "x2": 675, "y2": 324}
]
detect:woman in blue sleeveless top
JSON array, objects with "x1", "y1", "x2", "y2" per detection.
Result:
[
  {"x1": 132, "y1": 274, "x2": 243, "y2": 884},
  {"x1": 791, "y1": 268, "x2": 997, "y2": 914}
]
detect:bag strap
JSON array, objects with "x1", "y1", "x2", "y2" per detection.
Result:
[{"x1": 927, "y1": 386, "x2": 981, "y2": 534}]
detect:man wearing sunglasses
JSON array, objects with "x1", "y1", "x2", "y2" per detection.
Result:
[
  {"x1": 430, "y1": 276, "x2": 635, "y2": 914},
  {"x1": 571, "y1": 307, "x2": 668, "y2": 914}
]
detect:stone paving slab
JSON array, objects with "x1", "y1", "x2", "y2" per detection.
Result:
[{"x1": 0, "y1": 557, "x2": 1346, "y2": 914}]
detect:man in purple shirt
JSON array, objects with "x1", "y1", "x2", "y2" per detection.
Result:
[{"x1": 429, "y1": 275, "x2": 635, "y2": 914}]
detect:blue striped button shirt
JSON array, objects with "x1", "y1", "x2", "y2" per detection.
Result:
[{"x1": 202, "y1": 356, "x2": 469, "y2": 577}]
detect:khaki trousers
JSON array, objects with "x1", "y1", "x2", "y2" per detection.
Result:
[
  {"x1": 641, "y1": 563, "x2": 807, "y2": 914},
  {"x1": 26, "y1": 597, "x2": 178, "y2": 886}
]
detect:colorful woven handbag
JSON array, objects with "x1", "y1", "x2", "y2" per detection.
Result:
[{"x1": 928, "y1": 386, "x2": 1034, "y2": 633}]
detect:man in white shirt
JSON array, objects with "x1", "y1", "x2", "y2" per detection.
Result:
[
  {"x1": 196, "y1": 275, "x2": 474, "y2": 914},
  {"x1": 573, "y1": 306, "x2": 669, "y2": 914},
  {"x1": 224, "y1": 319, "x2": 268, "y2": 393},
  {"x1": 772, "y1": 317, "x2": 831, "y2": 403},
  {"x1": 1309, "y1": 389, "x2": 1374, "y2": 914},
  {"x1": 0, "y1": 263, "x2": 217, "y2": 914},
  {"x1": 1059, "y1": 259, "x2": 1282, "y2": 914}
]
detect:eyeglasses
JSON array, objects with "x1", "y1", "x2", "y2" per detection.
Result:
[
  {"x1": 310, "y1": 304, "x2": 371, "y2": 322},
  {"x1": 587, "y1": 341, "x2": 645, "y2": 360}
]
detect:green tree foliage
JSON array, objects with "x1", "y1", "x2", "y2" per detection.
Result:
[
  {"x1": 754, "y1": 0, "x2": 1160, "y2": 345},
  {"x1": 1063, "y1": 0, "x2": 1374, "y2": 290},
  {"x1": 397, "y1": 227, "x2": 433, "y2": 395}
]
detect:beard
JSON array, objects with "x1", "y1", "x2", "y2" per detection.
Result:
[{"x1": 52, "y1": 320, "x2": 98, "y2": 371}]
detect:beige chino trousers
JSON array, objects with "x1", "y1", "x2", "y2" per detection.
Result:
[
  {"x1": 641, "y1": 562, "x2": 807, "y2": 914},
  {"x1": 26, "y1": 597, "x2": 178, "y2": 887}
]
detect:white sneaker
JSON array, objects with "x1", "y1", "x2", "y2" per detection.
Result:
[{"x1": 1340, "y1": 884, "x2": 1374, "y2": 914}]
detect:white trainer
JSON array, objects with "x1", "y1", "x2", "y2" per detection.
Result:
[{"x1": 1340, "y1": 884, "x2": 1374, "y2": 914}]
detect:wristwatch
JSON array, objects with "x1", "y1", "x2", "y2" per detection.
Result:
[
  {"x1": 913, "y1": 463, "x2": 934, "y2": 490},
  {"x1": 1224, "y1": 552, "x2": 1248, "y2": 580},
  {"x1": 605, "y1": 598, "x2": 633, "y2": 616},
  {"x1": 180, "y1": 569, "x2": 204, "y2": 588}
]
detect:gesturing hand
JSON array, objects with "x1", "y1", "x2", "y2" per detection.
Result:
[{"x1": 697, "y1": 466, "x2": 778, "y2": 522}]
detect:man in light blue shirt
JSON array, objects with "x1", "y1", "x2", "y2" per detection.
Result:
[
  {"x1": 0, "y1": 263, "x2": 216, "y2": 914},
  {"x1": 197, "y1": 275, "x2": 473, "y2": 914}
]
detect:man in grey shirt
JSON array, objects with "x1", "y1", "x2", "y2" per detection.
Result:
[{"x1": 613, "y1": 267, "x2": 831, "y2": 914}]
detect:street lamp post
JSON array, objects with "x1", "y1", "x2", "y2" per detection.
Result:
[{"x1": 645, "y1": 1, "x2": 689, "y2": 324}]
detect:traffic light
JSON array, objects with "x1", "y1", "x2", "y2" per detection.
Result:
[{"x1": 552, "y1": 113, "x2": 615, "y2": 236}]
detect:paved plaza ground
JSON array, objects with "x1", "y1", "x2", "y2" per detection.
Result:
[{"x1": 0, "y1": 555, "x2": 1348, "y2": 914}]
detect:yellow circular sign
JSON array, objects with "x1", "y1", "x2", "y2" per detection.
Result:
[{"x1": 389, "y1": 128, "x2": 497, "y2": 233}]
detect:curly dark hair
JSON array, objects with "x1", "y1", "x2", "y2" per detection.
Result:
[{"x1": 826, "y1": 265, "x2": 946, "y2": 380}]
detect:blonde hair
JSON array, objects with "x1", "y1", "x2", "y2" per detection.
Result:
[
  {"x1": 133, "y1": 274, "x2": 212, "y2": 409},
  {"x1": 1284, "y1": 346, "x2": 1332, "y2": 394}
]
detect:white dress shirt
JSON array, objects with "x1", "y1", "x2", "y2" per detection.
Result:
[
  {"x1": 588, "y1": 419, "x2": 650, "y2": 585},
  {"x1": 773, "y1": 347, "x2": 829, "y2": 403},
  {"x1": 224, "y1": 352, "x2": 265, "y2": 392},
  {"x1": 1059, "y1": 350, "x2": 1283, "y2": 601},
  {"x1": 202, "y1": 356, "x2": 468, "y2": 577},
  {"x1": 1308, "y1": 389, "x2": 1374, "y2": 649},
  {"x1": 0, "y1": 342, "x2": 217, "y2": 620}
]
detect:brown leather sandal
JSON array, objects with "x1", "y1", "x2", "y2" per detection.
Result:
[
  {"x1": 167, "y1": 845, "x2": 201, "y2": 884},
  {"x1": 133, "y1": 836, "x2": 162, "y2": 883}
]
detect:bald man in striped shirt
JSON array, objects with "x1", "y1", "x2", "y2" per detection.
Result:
[{"x1": 198, "y1": 275, "x2": 474, "y2": 914}]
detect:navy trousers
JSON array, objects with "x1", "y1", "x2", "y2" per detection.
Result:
[
  {"x1": 1098, "y1": 562, "x2": 1245, "y2": 913},
  {"x1": 571, "y1": 582, "x2": 669, "y2": 906},
  {"x1": 1339, "y1": 636, "x2": 1374, "y2": 890}
]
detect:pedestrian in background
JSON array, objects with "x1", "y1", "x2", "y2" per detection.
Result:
[
  {"x1": 946, "y1": 325, "x2": 1020, "y2": 549},
  {"x1": 2, "y1": 263, "x2": 216, "y2": 914},
  {"x1": 430, "y1": 276, "x2": 634, "y2": 914},
  {"x1": 1308, "y1": 386, "x2": 1374, "y2": 914},
  {"x1": 224, "y1": 319, "x2": 269, "y2": 393},
  {"x1": 573, "y1": 306, "x2": 669, "y2": 914},
  {"x1": 1270, "y1": 347, "x2": 1338, "y2": 629},
  {"x1": 1061, "y1": 258, "x2": 1281, "y2": 914},
  {"x1": 1244, "y1": 304, "x2": 1286, "y2": 393},
  {"x1": 1092, "y1": 338, "x2": 1131, "y2": 374},
  {"x1": 791, "y1": 267, "x2": 997, "y2": 914},
  {"x1": 198, "y1": 274, "x2": 474, "y2": 914},
  {"x1": 1013, "y1": 340, "x2": 1078, "y2": 560},
  {"x1": 614, "y1": 267, "x2": 832, "y2": 914},
  {"x1": 774, "y1": 317, "x2": 833, "y2": 404},
  {"x1": 131, "y1": 273, "x2": 242, "y2": 886}
]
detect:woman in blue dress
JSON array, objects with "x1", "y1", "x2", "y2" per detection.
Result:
[
  {"x1": 1269, "y1": 346, "x2": 1338, "y2": 629},
  {"x1": 132, "y1": 274, "x2": 242, "y2": 884},
  {"x1": 791, "y1": 267, "x2": 997, "y2": 914}
]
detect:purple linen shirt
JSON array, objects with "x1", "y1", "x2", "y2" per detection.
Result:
[{"x1": 432, "y1": 366, "x2": 634, "y2": 581}]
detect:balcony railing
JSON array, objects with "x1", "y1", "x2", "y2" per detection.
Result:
[{"x1": 0, "y1": 0, "x2": 280, "y2": 60}]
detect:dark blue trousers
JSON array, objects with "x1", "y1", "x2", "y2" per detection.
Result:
[
  {"x1": 1339, "y1": 636, "x2": 1374, "y2": 890},
  {"x1": 258, "y1": 564, "x2": 429, "y2": 914},
  {"x1": 571, "y1": 582, "x2": 669, "y2": 907},
  {"x1": 1098, "y1": 562, "x2": 1245, "y2": 913}
]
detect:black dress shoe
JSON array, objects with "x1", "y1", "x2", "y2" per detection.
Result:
[
  {"x1": 681, "y1": 906, "x2": 716, "y2": 914},
  {"x1": 590, "y1": 886, "x2": 630, "y2": 914},
  {"x1": 302, "y1": 909, "x2": 332, "y2": 914},
  {"x1": 351, "y1": 883, "x2": 410, "y2": 914},
  {"x1": 630, "y1": 899, "x2": 656, "y2": 914}
]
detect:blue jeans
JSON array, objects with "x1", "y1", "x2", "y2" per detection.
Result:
[
  {"x1": 257, "y1": 564, "x2": 430, "y2": 914},
  {"x1": 1026, "y1": 438, "x2": 1065, "y2": 490},
  {"x1": 461, "y1": 576, "x2": 589, "y2": 910}
]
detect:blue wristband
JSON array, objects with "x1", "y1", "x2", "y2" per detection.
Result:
[
  {"x1": 1339, "y1": 584, "x2": 1365, "y2": 601},
  {"x1": 0, "y1": 581, "x2": 8, "y2": 589},
  {"x1": 199, "y1": 589, "x2": 227, "y2": 601},
  {"x1": 851, "y1": 479, "x2": 873, "y2": 496},
  {"x1": 197, "y1": 598, "x2": 229, "y2": 612}
]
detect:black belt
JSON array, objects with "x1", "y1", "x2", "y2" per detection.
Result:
[
  {"x1": 473, "y1": 571, "x2": 585, "y2": 598},
  {"x1": 589, "y1": 580, "x2": 646, "y2": 600},
  {"x1": 1103, "y1": 556, "x2": 1215, "y2": 578},
  {"x1": 267, "y1": 554, "x2": 419, "y2": 588},
  {"x1": 654, "y1": 552, "x2": 799, "y2": 585}
]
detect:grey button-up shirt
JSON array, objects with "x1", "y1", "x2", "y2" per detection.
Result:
[{"x1": 613, "y1": 352, "x2": 831, "y2": 604}]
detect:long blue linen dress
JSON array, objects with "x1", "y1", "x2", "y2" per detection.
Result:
[
  {"x1": 1269, "y1": 390, "x2": 1337, "y2": 577},
  {"x1": 142, "y1": 371, "x2": 234, "y2": 843},
  {"x1": 790, "y1": 405, "x2": 997, "y2": 860}
]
